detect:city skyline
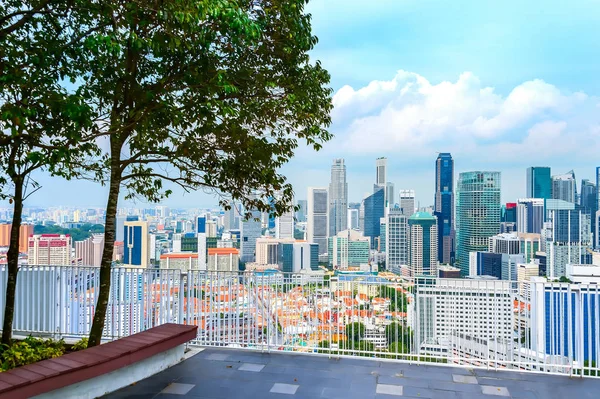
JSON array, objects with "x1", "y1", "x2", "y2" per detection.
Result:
[{"x1": 2, "y1": 1, "x2": 599, "y2": 209}]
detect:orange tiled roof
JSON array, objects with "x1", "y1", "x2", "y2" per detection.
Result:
[{"x1": 208, "y1": 248, "x2": 239, "y2": 255}]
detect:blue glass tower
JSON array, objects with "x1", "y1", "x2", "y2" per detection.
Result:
[
  {"x1": 434, "y1": 153, "x2": 454, "y2": 264},
  {"x1": 526, "y1": 167, "x2": 552, "y2": 199},
  {"x1": 456, "y1": 171, "x2": 501, "y2": 276},
  {"x1": 363, "y1": 186, "x2": 385, "y2": 249}
]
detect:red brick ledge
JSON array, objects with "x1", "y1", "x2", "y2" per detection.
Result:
[{"x1": 0, "y1": 323, "x2": 197, "y2": 399}]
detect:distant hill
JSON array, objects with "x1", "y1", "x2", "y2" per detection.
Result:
[{"x1": 33, "y1": 223, "x2": 105, "y2": 243}]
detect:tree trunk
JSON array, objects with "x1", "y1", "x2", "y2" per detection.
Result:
[
  {"x1": 1, "y1": 177, "x2": 24, "y2": 345},
  {"x1": 87, "y1": 157, "x2": 121, "y2": 347}
]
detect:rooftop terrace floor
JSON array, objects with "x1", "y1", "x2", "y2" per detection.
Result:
[{"x1": 105, "y1": 348, "x2": 600, "y2": 399}]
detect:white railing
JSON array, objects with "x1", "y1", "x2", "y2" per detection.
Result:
[{"x1": 0, "y1": 266, "x2": 598, "y2": 377}]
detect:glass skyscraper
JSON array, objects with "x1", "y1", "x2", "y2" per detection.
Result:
[
  {"x1": 526, "y1": 167, "x2": 552, "y2": 199},
  {"x1": 408, "y1": 212, "x2": 438, "y2": 276},
  {"x1": 363, "y1": 186, "x2": 385, "y2": 249},
  {"x1": 434, "y1": 153, "x2": 454, "y2": 264},
  {"x1": 328, "y1": 159, "x2": 348, "y2": 237},
  {"x1": 456, "y1": 171, "x2": 501, "y2": 276}
]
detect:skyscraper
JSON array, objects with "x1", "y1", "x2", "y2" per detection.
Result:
[
  {"x1": 275, "y1": 205, "x2": 295, "y2": 239},
  {"x1": 517, "y1": 198, "x2": 545, "y2": 234},
  {"x1": 307, "y1": 187, "x2": 329, "y2": 255},
  {"x1": 240, "y1": 209, "x2": 262, "y2": 263},
  {"x1": 408, "y1": 212, "x2": 438, "y2": 276},
  {"x1": 434, "y1": 153, "x2": 454, "y2": 264},
  {"x1": 456, "y1": 171, "x2": 502, "y2": 276},
  {"x1": 386, "y1": 182, "x2": 395, "y2": 208},
  {"x1": 376, "y1": 157, "x2": 387, "y2": 187},
  {"x1": 544, "y1": 199, "x2": 592, "y2": 278},
  {"x1": 552, "y1": 170, "x2": 577, "y2": 204},
  {"x1": 363, "y1": 187, "x2": 385, "y2": 249},
  {"x1": 526, "y1": 167, "x2": 552, "y2": 199},
  {"x1": 296, "y1": 199, "x2": 307, "y2": 223},
  {"x1": 581, "y1": 179, "x2": 597, "y2": 248},
  {"x1": 386, "y1": 207, "x2": 409, "y2": 275},
  {"x1": 123, "y1": 220, "x2": 150, "y2": 268},
  {"x1": 399, "y1": 189, "x2": 415, "y2": 216},
  {"x1": 328, "y1": 159, "x2": 348, "y2": 236}
]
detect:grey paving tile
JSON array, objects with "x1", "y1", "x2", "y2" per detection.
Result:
[
  {"x1": 481, "y1": 385, "x2": 510, "y2": 396},
  {"x1": 161, "y1": 383, "x2": 195, "y2": 395},
  {"x1": 402, "y1": 368, "x2": 454, "y2": 382},
  {"x1": 431, "y1": 381, "x2": 483, "y2": 393},
  {"x1": 376, "y1": 384, "x2": 403, "y2": 396},
  {"x1": 270, "y1": 383, "x2": 300, "y2": 395},
  {"x1": 239, "y1": 363, "x2": 266, "y2": 372},
  {"x1": 453, "y1": 374, "x2": 478, "y2": 384}
]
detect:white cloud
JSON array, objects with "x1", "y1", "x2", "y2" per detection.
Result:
[{"x1": 330, "y1": 70, "x2": 599, "y2": 159}]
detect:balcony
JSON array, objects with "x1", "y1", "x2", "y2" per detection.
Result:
[
  {"x1": 0, "y1": 266, "x2": 599, "y2": 393},
  {"x1": 104, "y1": 347, "x2": 599, "y2": 398}
]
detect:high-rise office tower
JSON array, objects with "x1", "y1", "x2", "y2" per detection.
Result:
[
  {"x1": 28, "y1": 234, "x2": 72, "y2": 265},
  {"x1": 408, "y1": 212, "x2": 438, "y2": 276},
  {"x1": 376, "y1": 157, "x2": 387, "y2": 187},
  {"x1": 386, "y1": 207, "x2": 409, "y2": 275},
  {"x1": 328, "y1": 229, "x2": 370, "y2": 269},
  {"x1": 581, "y1": 179, "x2": 597, "y2": 248},
  {"x1": 197, "y1": 216, "x2": 207, "y2": 269},
  {"x1": 526, "y1": 167, "x2": 552, "y2": 199},
  {"x1": 552, "y1": 170, "x2": 577, "y2": 204},
  {"x1": 307, "y1": 187, "x2": 329, "y2": 255},
  {"x1": 544, "y1": 199, "x2": 592, "y2": 278},
  {"x1": 517, "y1": 198, "x2": 545, "y2": 234},
  {"x1": 434, "y1": 154, "x2": 455, "y2": 264},
  {"x1": 240, "y1": 209, "x2": 262, "y2": 263},
  {"x1": 275, "y1": 204, "x2": 295, "y2": 239},
  {"x1": 456, "y1": 171, "x2": 501, "y2": 276},
  {"x1": 363, "y1": 186, "x2": 385, "y2": 249},
  {"x1": 399, "y1": 189, "x2": 416, "y2": 216},
  {"x1": 296, "y1": 200, "x2": 308, "y2": 223},
  {"x1": 329, "y1": 159, "x2": 348, "y2": 236},
  {"x1": 386, "y1": 182, "x2": 395, "y2": 208},
  {"x1": 347, "y1": 208, "x2": 359, "y2": 230},
  {"x1": 123, "y1": 220, "x2": 150, "y2": 268}
]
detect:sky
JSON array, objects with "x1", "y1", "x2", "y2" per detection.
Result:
[{"x1": 10, "y1": 0, "x2": 600, "y2": 209}]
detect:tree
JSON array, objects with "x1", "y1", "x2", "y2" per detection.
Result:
[
  {"x1": 388, "y1": 341, "x2": 409, "y2": 355},
  {"x1": 345, "y1": 322, "x2": 365, "y2": 342},
  {"x1": 78, "y1": 0, "x2": 332, "y2": 347},
  {"x1": 558, "y1": 276, "x2": 572, "y2": 283},
  {"x1": 378, "y1": 286, "x2": 408, "y2": 312},
  {"x1": 384, "y1": 323, "x2": 412, "y2": 346},
  {"x1": 0, "y1": 1, "x2": 100, "y2": 344}
]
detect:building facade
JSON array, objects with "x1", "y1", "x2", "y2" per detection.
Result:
[
  {"x1": 552, "y1": 170, "x2": 577, "y2": 204},
  {"x1": 363, "y1": 187, "x2": 385, "y2": 249},
  {"x1": 386, "y1": 207, "x2": 409, "y2": 275},
  {"x1": 307, "y1": 187, "x2": 329, "y2": 255},
  {"x1": 159, "y1": 252, "x2": 199, "y2": 270},
  {"x1": 28, "y1": 234, "x2": 71, "y2": 265},
  {"x1": 207, "y1": 248, "x2": 239, "y2": 272},
  {"x1": 517, "y1": 198, "x2": 545, "y2": 234},
  {"x1": 123, "y1": 220, "x2": 150, "y2": 268},
  {"x1": 408, "y1": 212, "x2": 438, "y2": 276},
  {"x1": 278, "y1": 242, "x2": 319, "y2": 273},
  {"x1": 434, "y1": 155, "x2": 455, "y2": 265},
  {"x1": 456, "y1": 171, "x2": 502, "y2": 276},
  {"x1": 328, "y1": 159, "x2": 348, "y2": 237},
  {"x1": 399, "y1": 189, "x2": 416, "y2": 216},
  {"x1": 328, "y1": 229, "x2": 370, "y2": 269},
  {"x1": 240, "y1": 209, "x2": 262, "y2": 263},
  {"x1": 0, "y1": 224, "x2": 34, "y2": 253},
  {"x1": 74, "y1": 234, "x2": 104, "y2": 267},
  {"x1": 526, "y1": 167, "x2": 552, "y2": 200}
]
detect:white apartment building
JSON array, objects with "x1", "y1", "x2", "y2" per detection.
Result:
[
  {"x1": 28, "y1": 234, "x2": 72, "y2": 265},
  {"x1": 415, "y1": 279, "x2": 513, "y2": 354}
]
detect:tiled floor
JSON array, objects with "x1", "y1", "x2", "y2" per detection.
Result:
[{"x1": 104, "y1": 348, "x2": 600, "y2": 398}]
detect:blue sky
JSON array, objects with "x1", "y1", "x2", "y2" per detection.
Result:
[{"x1": 12, "y1": 0, "x2": 600, "y2": 208}]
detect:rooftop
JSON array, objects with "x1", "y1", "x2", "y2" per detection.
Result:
[{"x1": 105, "y1": 348, "x2": 600, "y2": 399}]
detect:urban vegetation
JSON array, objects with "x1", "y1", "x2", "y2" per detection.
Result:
[
  {"x1": 0, "y1": 0, "x2": 332, "y2": 347},
  {"x1": 33, "y1": 223, "x2": 104, "y2": 242},
  {"x1": 0, "y1": 336, "x2": 88, "y2": 372}
]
